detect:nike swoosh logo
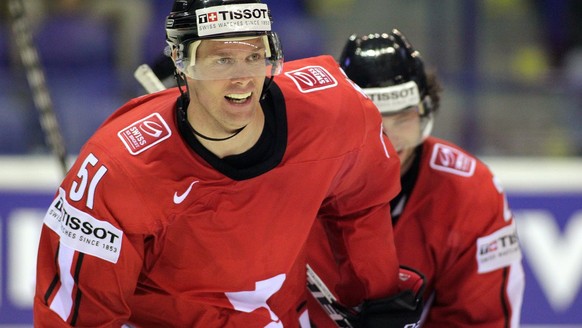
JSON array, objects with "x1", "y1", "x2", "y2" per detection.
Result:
[{"x1": 173, "y1": 181, "x2": 199, "y2": 204}]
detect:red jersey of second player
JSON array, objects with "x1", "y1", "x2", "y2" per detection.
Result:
[{"x1": 308, "y1": 137, "x2": 524, "y2": 328}]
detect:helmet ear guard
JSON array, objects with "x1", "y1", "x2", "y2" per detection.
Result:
[
  {"x1": 419, "y1": 95, "x2": 434, "y2": 140},
  {"x1": 265, "y1": 31, "x2": 284, "y2": 76},
  {"x1": 420, "y1": 95, "x2": 433, "y2": 116}
]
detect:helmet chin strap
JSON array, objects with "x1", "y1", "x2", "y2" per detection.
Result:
[
  {"x1": 420, "y1": 113, "x2": 434, "y2": 141},
  {"x1": 261, "y1": 76, "x2": 274, "y2": 100},
  {"x1": 419, "y1": 95, "x2": 434, "y2": 141},
  {"x1": 175, "y1": 70, "x2": 189, "y2": 103}
]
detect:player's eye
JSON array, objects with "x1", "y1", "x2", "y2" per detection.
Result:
[
  {"x1": 247, "y1": 53, "x2": 263, "y2": 63},
  {"x1": 216, "y1": 57, "x2": 235, "y2": 65},
  {"x1": 395, "y1": 110, "x2": 418, "y2": 125}
]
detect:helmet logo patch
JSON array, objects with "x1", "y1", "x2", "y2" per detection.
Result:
[
  {"x1": 429, "y1": 143, "x2": 476, "y2": 177},
  {"x1": 364, "y1": 81, "x2": 420, "y2": 114},
  {"x1": 285, "y1": 66, "x2": 338, "y2": 93},
  {"x1": 118, "y1": 113, "x2": 172, "y2": 155},
  {"x1": 196, "y1": 4, "x2": 271, "y2": 37}
]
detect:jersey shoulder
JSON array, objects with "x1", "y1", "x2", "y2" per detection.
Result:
[
  {"x1": 417, "y1": 137, "x2": 504, "y2": 226},
  {"x1": 415, "y1": 138, "x2": 520, "y2": 272},
  {"x1": 407, "y1": 137, "x2": 512, "y2": 240},
  {"x1": 275, "y1": 55, "x2": 370, "y2": 117},
  {"x1": 274, "y1": 56, "x2": 381, "y2": 153},
  {"x1": 422, "y1": 137, "x2": 493, "y2": 182},
  {"x1": 86, "y1": 88, "x2": 182, "y2": 160},
  {"x1": 62, "y1": 89, "x2": 187, "y2": 233}
]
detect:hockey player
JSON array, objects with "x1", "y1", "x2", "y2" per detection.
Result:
[
  {"x1": 33, "y1": 1, "x2": 423, "y2": 327},
  {"x1": 307, "y1": 30, "x2": 526, "y2": 327}
]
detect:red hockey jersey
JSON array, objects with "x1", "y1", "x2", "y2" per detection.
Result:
[
  {"x1": 308, "y1": 137, "x2": 525, "y2": 327},
  {"x1": 34, "y1": 56, "x2": 402, "y2": 327}
]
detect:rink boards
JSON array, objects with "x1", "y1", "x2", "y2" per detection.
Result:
[{"x1": 0, "y1": 156, "x2": 581, "y2": 326}]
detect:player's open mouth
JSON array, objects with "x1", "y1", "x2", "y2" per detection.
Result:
[{"x1": 225, "y1": 92, "x2": 252, "y2": 104}]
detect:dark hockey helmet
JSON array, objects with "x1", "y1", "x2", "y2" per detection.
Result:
[
  {"x1": 340, "y1": 29, "x2": 428, "y2": 114},
  {"x1": 339, "y1": 29, "x2": 433, "y2": 116},
  {"x1": 165, "y1": 0, "x2": 283, "y2": 80}
]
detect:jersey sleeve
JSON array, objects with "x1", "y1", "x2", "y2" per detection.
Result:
[
  {"x1": 34, "y1": 143, "x2": 152, "y2": 327},
  {"x1": 310, "y1": 89, "x2": 402, "y2": 307},
  {"x1": 424, "y1": 173, "x2": 525, "y2": 327}
]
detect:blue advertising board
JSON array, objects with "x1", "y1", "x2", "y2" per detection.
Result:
[
  {"x1": 512, "y1": 193, "x2": 582, "y2": 325},
  {"x1": 1, "y1": 157, "x2": 581, "y2": 326},
  {"x1": 0, "y1": 191, "x2": 52, "y2": 325}
]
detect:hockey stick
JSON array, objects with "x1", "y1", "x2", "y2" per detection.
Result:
[
  {"x1": 134, "y1": 64, "x2": 166, "y2": 94},
  {"x1": 134, "y1": 65, "x2": 355, "y2": 327},
  {"x1": 8, "y1": 0, "x2": 68, "y2": 176},
  {"x1": 306, "y1": 264, "x2": 354, "y2": 328}
]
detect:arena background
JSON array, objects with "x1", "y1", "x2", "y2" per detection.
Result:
[{"x1": 1, "y1": 0, "x2": 581, "y2": 326}]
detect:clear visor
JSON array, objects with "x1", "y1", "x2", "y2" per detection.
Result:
[
  {"x1": 175, "y1": 36, "x2": 282, "y2": 80},
  {"x1": 382, "y1": 105, "x2": 433, "y2": 152}
]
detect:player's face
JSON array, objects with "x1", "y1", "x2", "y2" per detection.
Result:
[
  {"x1": 187, "y1": 38, "x2": 266, "y2": 134},
  {"x1": 381, "y1": 107, "x2": 423, "y2": 174}
]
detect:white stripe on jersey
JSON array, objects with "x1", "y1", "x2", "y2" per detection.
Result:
[{"x1": 49, "y1": 243, "x2": 75, "y2": 321}]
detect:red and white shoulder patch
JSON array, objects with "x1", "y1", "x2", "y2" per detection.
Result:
[
  {"x1": 476, "y1": 221, "x2": 522, "y2": 273},
  {"x1": 118, "y1": 113, "x2": 172, "y2": 155},
  {"x1": 285, "y1": 65, "x2": 338, "y2": 93},
  {"x1": 429, "y1": 143, "x2": 476, "y2": 177}
]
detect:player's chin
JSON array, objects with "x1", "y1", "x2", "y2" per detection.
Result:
[{"x1": 397, "y1": 147, "x2": 414, "y2": 162}]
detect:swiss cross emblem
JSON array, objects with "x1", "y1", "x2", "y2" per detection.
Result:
[{"x1": 208, "y1": 12, "x2": 218, "y2": 22}]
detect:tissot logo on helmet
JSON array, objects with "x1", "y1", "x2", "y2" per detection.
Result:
[
  {"x1": 365, "y1": 81, "x2": 421, "y2": 113},
  {"x1": 368, "y1": 86, "x2": 416, "y2": 102},
  {"x1": 196, "y1": 4, "x2": 271, "y2": 37},
  {"x1": 197, "y1": 8, "x2": 269, "y2": 24}
]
